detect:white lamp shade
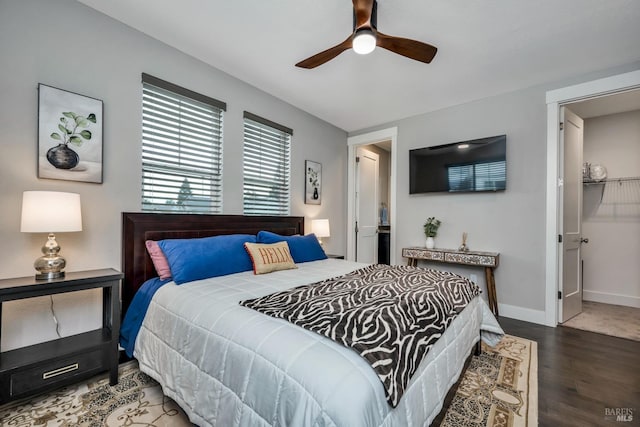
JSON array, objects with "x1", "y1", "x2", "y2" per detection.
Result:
[
  {"x1": 21, "y1": 191, "x2": 82, "y2": 233},
  {"x1": 311, "y1": 219, "x2": 330, "y2": 238}
]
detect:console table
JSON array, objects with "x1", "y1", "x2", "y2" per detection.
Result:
[{"x1": 402, "y1": 247, "x2": 500, "y2": 316}]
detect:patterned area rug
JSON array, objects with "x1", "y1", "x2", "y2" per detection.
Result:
[
  {"x1": 0, "y1": 335, "x2": 537, "y2": 427},
  {"x1": 440, "y1": 334, "x2": 538, "y2": 427},
  {"x1": 0, "y1": 361, "x2": 192, "y2": 427}
]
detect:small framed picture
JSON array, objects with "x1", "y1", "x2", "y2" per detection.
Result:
[
  {"x1": 305, "y1": 160, "x2": 322, "y2": 205},
  {"x1": 38, "y1": 84, "x2": 103, "y2": 183}
]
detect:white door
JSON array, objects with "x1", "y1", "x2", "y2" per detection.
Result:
[
  {"x1": 356, "y1": 147, "x2": 379, "y2": 263},
  {"x1": 560, "y1": 107, "x2": 585, "y2": 322}
]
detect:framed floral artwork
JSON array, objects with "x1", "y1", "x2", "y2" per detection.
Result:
[
  {"x1": 38, "y1": 84, "x2": 103, "y2": 183},
  {"x1": 305, "y1": 160, "x2": 322, "y2": 205}
]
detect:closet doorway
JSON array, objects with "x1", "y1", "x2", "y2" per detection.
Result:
[
  {"x1": 559, "y1": 89, "x2": 640, "y2": 341},
  {"x1": 545, "y1": 69, "x2": 640, "y2": 327}
]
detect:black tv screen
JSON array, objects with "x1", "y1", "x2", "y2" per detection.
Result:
[{"x1": 409, "y1": 135, "x2": 506, "y2": 194}]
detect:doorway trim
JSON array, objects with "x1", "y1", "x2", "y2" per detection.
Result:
[
  {"x1": 347, "y1": 127, "x2": 398, "y2": 264},
  {"x1": 544, "y1": 69, "x2": 640, "y2": 327}
]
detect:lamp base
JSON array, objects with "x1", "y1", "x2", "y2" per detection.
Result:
[
  {"x1": 33, "y1": 233, "x2": 67, "y2": 281},
  {"x1": 35, "y1": 271, "x2": 65, "y2": 280}
]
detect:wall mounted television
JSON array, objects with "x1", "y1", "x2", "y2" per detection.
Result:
[{"x1": 409, "y1": 135, "x2": 506, "y2": 194}]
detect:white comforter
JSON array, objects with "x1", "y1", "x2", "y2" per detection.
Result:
[{"x1": 134, "y1": 259, "x2": 503, "y2": 427}]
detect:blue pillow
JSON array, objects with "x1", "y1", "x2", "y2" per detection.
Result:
[
  {"x1": 256, "y1": 231, "x2": 327, "y2": 263},
  {"x1": 158, "y1": 234, "x2": 256, "y2": 284}
]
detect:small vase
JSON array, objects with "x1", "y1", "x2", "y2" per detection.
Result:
[
  {"x1": 426, "y1": 237, "x2": 435, "y2": 249},
  {"x1": 313, "y1": 187, "x2": 319, "y2": 200},
  {"x1": 47, "y1": 144, "x2": 79, "y2": 169}
]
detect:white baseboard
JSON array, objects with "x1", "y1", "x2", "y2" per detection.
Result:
[
  {"x1": 583, "y1": 290, "x2": 640, "y2": 308},
  {"x1": 497, "y1": 303, "x2": 547, "y2": 325}
]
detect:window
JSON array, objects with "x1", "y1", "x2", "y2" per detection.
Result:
[
  {"x1": 243, "y1": 112, "x2": 292, "y2": 215},
  {"x1": 447, "y1": 160, "x2": 506, "y2": 192},
  {"x1": 141, "y1": 73, "x2": 225, "y2": 213}
]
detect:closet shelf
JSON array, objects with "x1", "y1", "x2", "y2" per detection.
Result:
[
  {"x1": 583, "y1": 176, "x2": 640, "y2": 204},
  {"x1": 583, "y1": 176, "x2": 640, "y2": 185}
]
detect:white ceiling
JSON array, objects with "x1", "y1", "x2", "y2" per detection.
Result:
[
  {"x1": 77, "y1": 0, "x2": 640, "y2": 132},
  {"x1": 568, "y1": 88, "x2": 640, "y2": 119}
]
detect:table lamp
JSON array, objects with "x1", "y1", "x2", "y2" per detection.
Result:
[
  {"x1": 21, "y1": 191, "x2": 82, "y2": 280},
  {"x1": 311, "y1": 219, "x2": 330, "y2": 247}
]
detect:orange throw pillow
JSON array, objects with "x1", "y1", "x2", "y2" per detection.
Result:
[{"x1": 244, "y1": 241, "x2": 297, "y2": 275}]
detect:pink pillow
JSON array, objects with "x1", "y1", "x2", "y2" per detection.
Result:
[{"x1": 145, "y1": 240, "x2": 172, "y2": 280}]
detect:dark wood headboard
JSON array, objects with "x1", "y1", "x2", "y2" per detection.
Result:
[{"x1": 121, "y1": 212, "x2": 304, "y2": 315}]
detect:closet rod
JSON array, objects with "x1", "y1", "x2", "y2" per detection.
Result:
[{"x1": 583, "y1": 176, "x2": 640, "y2": 185}]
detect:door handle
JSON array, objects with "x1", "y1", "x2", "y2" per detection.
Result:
[{"x1": 580, "y1": 238, "x2": 589, "y2": 244}]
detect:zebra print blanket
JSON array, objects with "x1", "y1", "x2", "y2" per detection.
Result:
[{"x1": 240, "y1": 264, "x2": 481, "y2": 407}]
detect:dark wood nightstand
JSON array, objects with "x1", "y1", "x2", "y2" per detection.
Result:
[
  {"x1": 327, "y1": 254, "x2": 345, "y2": 259},
  {"x1": 0, "y1": 268, "x2": 122, "y2": 403}
]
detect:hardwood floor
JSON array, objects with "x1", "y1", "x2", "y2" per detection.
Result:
[
  {"x1": 501, "y1": 317, "x2": 640, "y2": 426},
  {"x1": 432, "y1": 316, "x2": 640, "y2": 426}
]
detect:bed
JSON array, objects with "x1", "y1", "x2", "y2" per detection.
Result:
[{"x1": 121, "y1": 212, "x2": 503, "y2": 427}]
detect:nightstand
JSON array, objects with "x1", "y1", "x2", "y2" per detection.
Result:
[
  {"x1": 0, "y1": 268, "x2": 122, "y2": 403},
  {"x1": 327, "y1": 254, "x2": 345, "y2": 259}
]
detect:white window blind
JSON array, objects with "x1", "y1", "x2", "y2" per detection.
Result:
[
  {"x1": 141, "y1": 74, "x2": 225, "y2": 213},
  {"x1": 243, "y1": 112, "x2": 292, "y2": 215},
  {"x1": 447, "y1": 161, "x2": 506, "y2": 192}
]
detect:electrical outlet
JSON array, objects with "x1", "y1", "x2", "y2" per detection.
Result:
[{"x1": 469, "y1": 274, "x2": 477, "y2": 284}]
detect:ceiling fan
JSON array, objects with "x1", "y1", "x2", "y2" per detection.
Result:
[{"x1": 295, "y1": 0, "x2": 437, "y2": 69}]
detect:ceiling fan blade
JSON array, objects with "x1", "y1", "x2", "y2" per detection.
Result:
[
  {"x1": 376, "y1": 32, "x2": 438, "y2": 63},
  {"x1": 353, "y1": 0, "x2": 374, "y2": 29},
  {"x1": 295, "y1": 36, "x2": 353, "y2": 69}
]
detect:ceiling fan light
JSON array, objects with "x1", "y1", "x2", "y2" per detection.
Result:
[{"x1": 353, "y1": 29, "x2": 376, "y2": 55}]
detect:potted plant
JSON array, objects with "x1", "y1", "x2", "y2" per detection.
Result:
[
  {"x1": 423, "y1": 217, "x2": 441, "y2": 249},
  {"x1": 47, "y1": 111, "x2": 96, "y2": 169}
]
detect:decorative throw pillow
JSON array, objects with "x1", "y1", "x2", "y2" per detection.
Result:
[
  {"x1": 145, "y1": 240, "x2": 172, "y2": 280},
  {"x1": 158, "y1": 234, "x2": 256, "y2": 285},
  {"x1": 244, "y1": 241, "x2": 297, "y2": 275},
  {"x1": 256, "y1": 231, "x2": 328, "y2": 263}
]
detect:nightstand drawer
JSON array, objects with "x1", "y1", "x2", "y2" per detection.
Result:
[{"x1": 8, "y1": 349, "x2": 106, "y2": 398}]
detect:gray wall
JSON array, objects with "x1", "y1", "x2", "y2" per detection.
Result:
[
  {"x1": 582, "y1": 110, "x2": 640, "y2": 307},
  {"x1": 0, "y1": 0, "x2": 347, "y2": 350},
  {"x1": 398, "y1": 88, "x2": 547, "y2": 312},
  {"x1": 350, "y1": 64, "x2": 640, "y2": 318}
]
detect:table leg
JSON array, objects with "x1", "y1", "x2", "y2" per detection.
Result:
[
  {"x1": 484, "y1": 267, "x2": 499, "y2": 317},
  {"x1": 103, "y1": 284, "x2": 120, "y2": 386},
  {"x1": 491, "y1": 268, "x2": 498, "y2": 315}
]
